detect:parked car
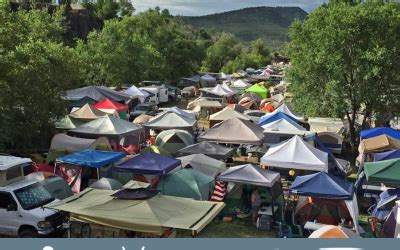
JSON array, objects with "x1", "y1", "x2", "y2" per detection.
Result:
[
  {"x1": 0, "y1": 155, "x2": 65, "y2": 237},
  {"x1": 129, "y1": 103, "x2": 158, "y2": 122}
]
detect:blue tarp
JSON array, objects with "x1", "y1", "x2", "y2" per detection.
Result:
[
  {"x1": 57, "y1": 149, "x2": 126, "y2": 168},
  {"x1": 360, "y1": 127, "x2": 400, "y2": 140},
  {"x1": 374, "y1": 149, "x2": 400, "y2": 162},
  {"x1": 116, "y1": 151, "x2": 181, "y2": 175},
  {"x1": 289, "y1": 172, "x2": 354, "y2": 199},
  {"x1": 259, "y1": 112, "x2": 299, "y2": 127}
]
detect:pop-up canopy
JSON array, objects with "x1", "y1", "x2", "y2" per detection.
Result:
[
  {"x1": 244, "y1": 84, "x2": 268, "y2": 99},
  {"x1": 69, "y1": 104, "x2": 109, "y2": 121},
  {"x1": 261, "y1": 103, "x2": 305, "y2": 122},
  {"x1": 259, "y1": 112, "x2": 299, "y2": 127},
  {"x1": 199, "y1": 118, "x2": 265, "y2": 145},
  {"x1": 124, "y1": 85, "x2": 149, "y2": 103},
  {"x1": 46, "y1": 188, "x2": 225, "y2": 235},
  {"x1": 364, "y1": 158, "x2": 400, "y2": 185},
  {"x1": 361, "y1": 127, "x2": 400, "y2": 140},
  {"x1": 260, "y1": 135, "x2": 329, "y2": 172},
  {"x1": 144, "y1": 111, "x2": 196, "y2": 131},
  {"x1": 56, "y1": 149, "x2": 126, "y2": 169},
  {"x1": 177, "y1": 141, "x2": 235, "y2": 160},
  {"x1": 116, "y1": 151, "x2": 181, "y2": 175},
  {"x1": 93, "y1": 98, "x2": 128, "y2": 113},
  {"x1": 217, "y1": 164, "x2": 280, "y2": 188}
]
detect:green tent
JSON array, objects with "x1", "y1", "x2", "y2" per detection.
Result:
[
  {"x1": 364, "y1": 158, "x2": 400, "y2": 184},
  {"x1": 46, "y1": 188, "x2": 224, "y2": 235},
  {"x1": 54, "y1": 115, "x2": 85, "y2": 130},
  {"x1": 159, "y1": 169, "x2": 215, "y2": 201},
  {"x1": 244, "y1": 83, "x2": 269, "y2": 99}
]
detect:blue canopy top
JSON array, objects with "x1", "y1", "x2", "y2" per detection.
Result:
[
  {"x1": 116, "y1": 151, "x2": 181, "y2": 175},
  {"x1": 374, "y1": 149, "x2": 400, "y2": 162},
  {"x1": 360, "y1": 127, "x2": 400, "y2": 140},
  {"x1": 289, "y1": 171, "x2": 354, "y2": 200},
  {"x1": 372, "y1": 189, "x2": 400, "y2": 221},
  {"x1": 57, "y1": 149, "x2": 126, "y2": 168},
  {"x1": 259, "y1": 112, "x2": 299, "y2": 127}
]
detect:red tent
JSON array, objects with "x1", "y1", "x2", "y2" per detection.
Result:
[{"x1": 93, "y1": 98, "x2": 128, "y2": 112}]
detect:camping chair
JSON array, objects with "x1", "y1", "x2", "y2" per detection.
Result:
[
  {"x1": 368, "y1": 217, "x2": 383, "y2": 238},
  {"x1": 277, "y1": 209, "x2": 303, "y2": 238}
]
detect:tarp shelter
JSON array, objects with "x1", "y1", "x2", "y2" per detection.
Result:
[
  {"x1": 155, "y1": 129, "x2": 194, "y2": 155},
  {"x1": 177, "y1": 141, "x2": 235, "y2": 160},
  {"x1": 68, "y1": 116, "x2": 145, "y2": 142},
  {"x1": 158, "y1": 169, "x2": 215, "y2": 201},
  {"x1": 144, "y1": 111, "x2": 197, "y2": 132},
  {"x1": 46, "y1": 134, "x2": 112, "y2": 164},
  {"x1": 124, "y1": 85, "x2": 149, "y2": 103},
  {"x1": 116, "y1": 151, "x2": 181, "y2": 175},
  {"x1": 177, "y1": 154, "x2": 226, "y2": 177},
  {"x1": 55, "y1": 115, "x2": 85, "y2": 130},
  {"x1": 290, "y1": 172, "x2": 361, "y2": 234},
  {"x1": 93, "y1": 98, "x2": 129, "y2": 120},
  {"x1": 261, "y1": 103, "x2": 305, "y2": 122},
  {"x1": 65, "y1": 86, "x2": 131, "y2": 103},
  {"x1": 309, "y1": 117, "x2": 344, "y2": 134},
  {"x1": 374, "y1": 149, "x2": 400, "y2": 161},
  {"x1": 199, "y1": 118, "x2": 265, "y2": 145},
  {"x1": 209, "y1": 108, "x2": 250, "y2": 127},
  {"x1": 360, "y1": 127, "x2": 400, "y2": 140},
  {"x1": 89, "y1": 177, "x2": 123, "y2": 190},
  {"x1": 383, "y1": 200, "x2": 400, "y2": 238},
  {"x1": 358, "y1": 135, "x2": 400, "y2": 154},
  {"x1": 244, "y1": 84, "x2": 268, "y2": 99},
  {"x1": 57, "y1": 150, "x2": 126, "y2": 169},
  {"x1": 259, "y1": 112, "x2": 299, "y2": 127},
  {"x1": 309, "y1": 225, "x2": 360, "y2": 238},
  {"x1": 364, "y1": 158, "x2": 400, "y2": 185},
  {"x1": 217, "y1": 164, "x2": 280, "y2": 188},
  {"x1": 260, "y1": 135, "x2": 329, "y2": 172},
  {"x1": 69, "y1": 104, "x2": 109, "y2": 121},
  {"x1": 46, "y1": 188, "x2": 225, "y2": 235}
]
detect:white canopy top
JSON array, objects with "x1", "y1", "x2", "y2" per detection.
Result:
[
  {"x1": 210, "y1": 107, "x2": 249, "y2": 121},
  {"x1": 260, "y1": 135, "x2": 328, "y2": 172},
  {"x1": 262, "y1": 118, "x2": 305, "y2": 131},
  {"x1": 124, "y1": 85, "x2": 149, "y2": 103},
  {"x1": 231, "y1": 79, "x2": 251, "y2": 88}
]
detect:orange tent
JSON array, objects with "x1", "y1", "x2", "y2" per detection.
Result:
[{"x1": 309, "y1": 225, "x2": 360, "y2": 238}]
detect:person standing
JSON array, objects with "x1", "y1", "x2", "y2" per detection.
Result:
[{"x1": 251, "y1": 188, "x2": 262, "y2": 225}]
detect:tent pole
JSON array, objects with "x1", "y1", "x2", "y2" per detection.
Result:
[
  {"x1": 270, "y1": 189, "x2": 275, "y2": 224},
  {"x1": 97, "y1": 168, "x2": 100, "y2": 180}
]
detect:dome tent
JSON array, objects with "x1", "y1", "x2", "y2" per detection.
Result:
[{"x1": 155, "y1": 129, "x2": 194, "y2": 155}]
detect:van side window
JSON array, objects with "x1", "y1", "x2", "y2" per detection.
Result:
[{"x1": 0, "y1": 192, "x2": 17, "y2": 209}]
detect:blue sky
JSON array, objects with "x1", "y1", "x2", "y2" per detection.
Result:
[{"x1": 134, "y1": 0, "x2": 327, "y2": 16}]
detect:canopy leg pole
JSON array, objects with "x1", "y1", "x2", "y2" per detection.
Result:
[
  {"x1": 97, "y1": 168, "x2": 100, "y2": 180},
  {"x1": 271, "y1": 189, "x2": 275, "y2": 224}
]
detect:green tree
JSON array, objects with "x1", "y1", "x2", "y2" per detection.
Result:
[
  {"x1": 0, "y1": 4, "x2": 82, "y2": 152},
  {"x1": 286, "y1": 1, "x2": 400, "y2": 150},
  {"x1": 201, "y1": 33, "x2": 242, "y2": 72}
]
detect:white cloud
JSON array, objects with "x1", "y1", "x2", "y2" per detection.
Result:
[{"x1": 133, "y1": 0, "x2": 327, "y2": 16}]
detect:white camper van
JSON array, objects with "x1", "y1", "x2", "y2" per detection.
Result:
[
  {"x1": 139, "y1": 85, "x2": 169, "y2": 104},
  {"x1": 0, "y1": 155, "x2": 65, "y2": 237}
]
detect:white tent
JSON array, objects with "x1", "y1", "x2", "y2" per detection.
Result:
[
  {"x1": 200, "y1": 84, "x2": 236, "y2": 97},
  {"x1": 124, "y1": 85, "x2": 149, "y2": 103},
  {"x1": 262, "y1": 118, "x2": 305, "y2": 131},
  {"x1": 177, "y1": 154, "x2": 227, "y2": 178},
  {"x1": 262, "y1": 103, "x2": 305, "y2": 122},
  {"x1": 260, "y1": 135, "x2": 329, "y2": 172},
  {"x1": 231, "y1": 79, "x2": 251, "y2": 88},
  {"x1": 145, "y1": 111, "x2": 197, "y2": 131}
]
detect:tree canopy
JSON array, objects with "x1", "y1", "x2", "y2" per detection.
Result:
[{"x1": 287, "y1": 0, "x2": 400, "y2": 149}]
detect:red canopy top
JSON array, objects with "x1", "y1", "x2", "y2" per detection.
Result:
[{"x1": 93, "y1": 98, "x2": 128, "y2": 112}]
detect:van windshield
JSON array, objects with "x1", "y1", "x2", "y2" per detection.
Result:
[{"x1": 14, "y1": 182, "x2": 54, "y2": 210}]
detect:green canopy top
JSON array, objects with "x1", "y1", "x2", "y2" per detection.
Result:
[
  {"x1": 244, "y1": 83, "x2": 269, "y2": 99},
  {"x1": 364, "y1": 158, "x2": 400, "y2": 184},
  {"x1": 54, "y1": 115, "x2": 85, "y2": 130}
]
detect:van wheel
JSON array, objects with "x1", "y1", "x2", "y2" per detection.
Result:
[{"x1": 18, "y1": 228, "x2": 38, "y2": 238}]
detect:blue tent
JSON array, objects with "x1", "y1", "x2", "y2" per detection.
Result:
[
  {"x1": 374, "y1": 149, "x2": 400, "y2": 162},
  {"x1": 259, "y1": 112, "x2": 299, "y2": 127},
  {"x1": 360, "y1": 127, "x2": 400, "y2": 140},
  {"x1": 57, "y1": 149, "x2": 126, "y2": 168},
  {"x1": 289, "y1": 172, "x2": 354, "y2": 200},
  {"x1": 116, "y1": 151, "x2": 181, "y2": 175}
]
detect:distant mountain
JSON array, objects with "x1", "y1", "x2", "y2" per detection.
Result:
[{"x1": 183, "y1": 6, "x2": 307, "y2": 47}]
